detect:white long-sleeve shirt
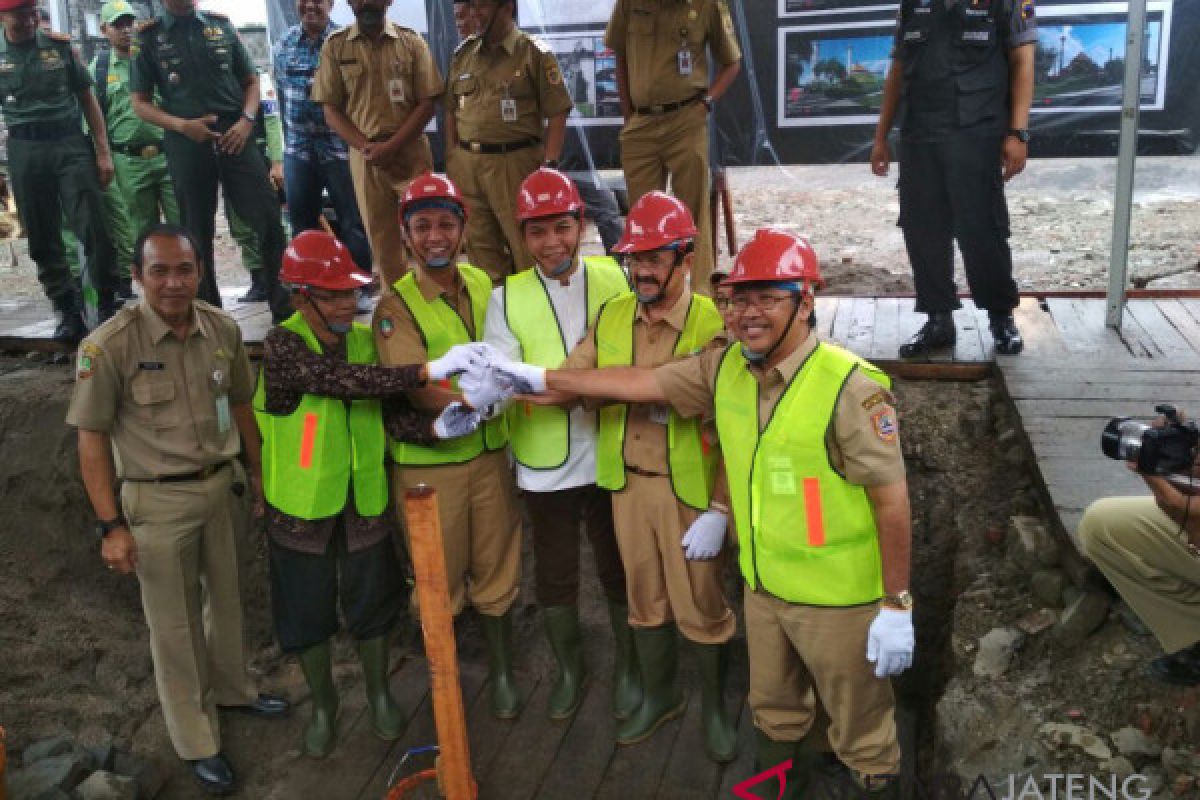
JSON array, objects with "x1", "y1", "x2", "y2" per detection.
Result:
[{"x1": 484, "y1": 264, "x2": 599, "y2": 493}]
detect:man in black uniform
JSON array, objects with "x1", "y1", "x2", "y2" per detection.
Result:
[
  {"x1": 129, "y1": 0, "x2": 290, "y2": 322},
  {"x1": 871, "y1": 0, "x2": 1036, "y2": 357},
  {"x1": 0, "y1": 0, "x2": 120, "y2": 342}
]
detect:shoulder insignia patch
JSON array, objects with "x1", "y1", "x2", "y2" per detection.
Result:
[
  {"x1": 378, "y1": 316, "x2": 395, "y2": 338},
  {"x1": 544, "y1": 58, "x2": 562, "y2": 85},
  {"x1": 77, "y1": 341, "x2": 103, "y2": 379},
  {"x1": 861, "y1": 389, "x2": 893, "y2": 411},
  {"x1": 1020, "y1": 0, "x2": 1035, "y2": 18},
  {"x1": 871, "y1": 407, "x2": 898, "y2": 443}
]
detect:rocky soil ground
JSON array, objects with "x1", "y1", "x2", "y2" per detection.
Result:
[{"x1": 1, "y1": 354, "x2": 1195, "y2": 799}]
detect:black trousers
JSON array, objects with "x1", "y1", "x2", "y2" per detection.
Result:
[
  {"x1": 897, "y1": 134, "x2": 1019, "y2": 315},
  {"x1": 525, "y1": 483, "x2": 627, "y2": 608},
  {"x1": 269, "y1": 523, "x2": 404, "y2": 653},
  {"x1": 9, "y1": 134, "x2": 117, "y2": 310},
  {"x1": 162, "y1": 119, "x2": 290, "y2": 320}
]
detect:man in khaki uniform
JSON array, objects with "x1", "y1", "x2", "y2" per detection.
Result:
[
  {"x1": 67, "y1": 224, "x2": 289, "y2": 795},
  {"x1": 605, "y1": 0, "x2": 742, "y2": 291},
  {"x1": 312, "y1": 0, "x2": 441, "y2": 289},
  {"x1": 1078, "y1": 470, "x2": 1200, "y2": 686},
  {"x1": 491, "y1": 229, "x2": 915, "y2": 796},
  {"x1": 373, "y1": 173, "x2": 524, "y2": 719},
  {"x1": 445, "y1": 0, "x2": 573, "y2": 283}
]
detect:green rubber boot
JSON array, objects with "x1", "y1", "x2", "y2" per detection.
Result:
[
  {"x1": 543, "y1": 606, "x2": 586, "y2": 720},
  {"x1": 693, "y1": 642, "x2": 739, "y2": 763},
  {"x1": 615, "y1": 625, "x2": 684, "y2": 745},
  {"x1": 755, "y1": 729, "x2": 815, "y2": 800},
  {"x1": 357, "y1": 636, "x2": 405, "y2": 740},
  {"x1": 607, "y1": 602, "x2": 642, "y2": 721},
  {"x1": 297, "y1": 640, "x2": 338, "y2": 758},
  {"x1": 481, "y1": 612, "x2": 522, "y2": 719}
]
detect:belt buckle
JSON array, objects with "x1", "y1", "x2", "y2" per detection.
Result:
[
  {"x1": 469, "y1": 141, "x2": 482, "y2": 153},
  {"x1": 140, "y1": 144, "x2": 159, "y2": 158},
  {"x1": 650, "y1": 104, "x2": 665, "y2": 114}
]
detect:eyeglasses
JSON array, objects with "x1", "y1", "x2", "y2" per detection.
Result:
[{"x1": 729, "y1": 292, "x2": 797, "y2": 313}]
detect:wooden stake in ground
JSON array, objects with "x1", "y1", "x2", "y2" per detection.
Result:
[{"x1": 402, "y1": 486, "x2": 477, "y2": 800}]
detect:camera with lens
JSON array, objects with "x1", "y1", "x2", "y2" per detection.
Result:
[{"x1": 1102, "y1": 404, "x2": 1199, "y2": 476}]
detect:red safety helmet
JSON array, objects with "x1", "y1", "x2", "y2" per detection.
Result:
[
  {"x1": 399, "y1": 172, "x2": 468, "y2": 222},
  {"x1": 612, "y1": 191, "x2": 698, "y2": 254},
  {"x1": 725, "y1": 229, "x2": 822, "y2": 289},
  {"x1": 516, "y1": 167, "x2": 583, "y2": 222},
  {"x1": 280, "y1": 230, "x2": 371, "y2": 290}
]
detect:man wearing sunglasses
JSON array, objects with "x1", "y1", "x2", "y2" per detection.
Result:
[{"x1": 491, "y1": 229, "x2": 915, "y2": 796}]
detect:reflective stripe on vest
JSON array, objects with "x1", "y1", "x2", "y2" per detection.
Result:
[
  {"x1": 715, "y1": 341, "x2": 891, "y2": 605},
  {"x1": 253, "y1": 313, "x2": 388, "y2": 520},
  {"x1": 389, "y1": 264, "x2": 507, "y2": 465},
  {"x1": 594, "y1": 293, "x2": 723, "y2": 509},
  {"x1": 504, "y1": 257, "x2": 630, "y2": 470}
]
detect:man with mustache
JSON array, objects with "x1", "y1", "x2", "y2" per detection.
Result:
[{"x1": 312, "y1": 0, "x2": 441, "y2": 290}]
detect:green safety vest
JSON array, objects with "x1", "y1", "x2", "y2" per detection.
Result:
[
  {"x1": 503, "y1": 257, "x2": 630, "y2": 470},
  {"x1": 253, "y1": 313, "x2": 388, "y2": 520},
  {"x1": 715, "y1": 341, "x2": 891, "y2": 606},
  {"x1": 390, "y1": 263, "x2": 507, "y2": 465},
  {"x1": 595, "y1": 293, "x2": 723, "y2": 509}
]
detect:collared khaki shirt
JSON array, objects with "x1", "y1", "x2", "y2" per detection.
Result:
[
  {"x1": 66, "y1": 301, "x2": 254, "y2": 481},
  {"x1": 373, "y1": 267, "x2": 478, "y2": 366},
  {"x1": 447, "y1": 26, "x2": 574, "y2": 144},
  {"x1": 655, "y1": 331, "x2": 906, "y2": 486},
  {"x1": 310, "y1": 21, "x2": 442, "y2": 141},
  {"x1": 562, "y1": 290, "x2": 705, "y2": 475},
  {"x1": 605, "y1": 0, "x2": 741, "y2": 109}
]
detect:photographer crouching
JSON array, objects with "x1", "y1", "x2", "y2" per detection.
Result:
[{"x1": 1078, "y1": 404, "x2": 1200, "y2": 687}]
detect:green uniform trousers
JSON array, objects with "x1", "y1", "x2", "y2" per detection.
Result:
[
  {"x1": 161, "y1": 123, "x2": 288, "y2": 319},
  {"x1": 1078, "y1": 496, "x2": 1200, "y2": 653},
  {"x1": 10, "y1": 133, "x2": 117, "y2": 310},
  {"x1": 114, "y1": 150, "x2": 179, "y2": 238},
  {"x1": 618, "y1": 104, "x2": 714, "y2": 292},
  {"x1": 64, "y1": 177, "x2": 133, "y2": 284},
  {"x1": 119, "y1": 464, "x2": 258, "y2": 760}
]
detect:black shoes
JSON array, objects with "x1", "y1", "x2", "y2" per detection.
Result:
[
  {"x1": 53, "y1": 310, "x2": 87, "y2": 344},
  {"x1": 219, "y1": 692, "x2": 291, "y2": 718},
  {"x1": 190, "y1": 752, "x2": 235, "y2": 795},
  {"x1": 898, "y1": 311, "x2": 956, "y2": 358},
  {"x1": 238, "y1": 272, "x2": 268, "y2": 304},
  {"x1": 989, "y1": 313, "x2": 1024, "y2": 355},
  {"x1": 1147, "y1": 642, "x2": 1200, "y2": 686}
]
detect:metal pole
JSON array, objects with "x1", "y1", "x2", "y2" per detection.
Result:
[{"x1": 1106, "y1": 0, "x2": 1149, "y2": 328}]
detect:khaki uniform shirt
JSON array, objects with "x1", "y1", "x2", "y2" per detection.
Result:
[
  {"x1": 66, "y1": 301, "x2": 255, "y2": 481},
  {"x1": 562, "y1": 290, "x2": 707, "y2": 476},
  {"x1": 372, "y1": 267, "x2": 478, "y2": 366},
  {"x1": 447, "y1": 26, "x2": 574, "y2": 144},
  {"x1": 604, "y1": 0, "x2": 741, "y2": 108},
  {"x1": 655, "y1": 332, "x2": 906, "y2": 486},
  {"x1": 310, "y1": 22, "x2": 442, "y2": 141}
]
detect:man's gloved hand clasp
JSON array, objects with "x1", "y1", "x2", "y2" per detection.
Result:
[
  {"x1": 458, "y1": 363, "x2": 512, "y2": 416},
  {"x1": 681, "y1": 510, "x2": 727, "y2": 560},
  {"x1": 492, "y1": 360, "x2": 547, "y2": 394},
  {"x1": 433, "y1": 402, "x2": 482, "y2": 439},
  {"x1": 866, "y1": 608, "x2": 915, "y2": 678},
  {"x1": 427, "y1": 342, "x2": 498, "y2": 382}
]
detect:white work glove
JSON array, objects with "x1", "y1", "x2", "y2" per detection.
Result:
[
  {"x1": 458, "y1": 364, "x2": 513, "y2": 414},
  {"x1": 681, "y1": 510, "x2": 727, "y2": 560},
  {"x1": 492, "y1": 359, "x2": 548, "y2": 394},
  {"x1": 432, "y1": 402, "x2": 481, "y2": 439},
  {"x1": 427, "y1": 342, "x2": 498, "y2": 382},
  {"x1": 866, "y1": 608, "x2": 915, "y2": 678}
]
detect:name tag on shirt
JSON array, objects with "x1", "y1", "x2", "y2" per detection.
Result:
[
  {"x1": 138, "y1": 361, "x2": 165, "y2": 370},
  {"x1": 501, "y1": 97, "x2": 518, "y2": 122},
  {"x1": 388, "y1": 78, "x2": 406, "y2": 105},
  {"x1": 216, "y1": 394, "x2": 231, "y2": 434}
]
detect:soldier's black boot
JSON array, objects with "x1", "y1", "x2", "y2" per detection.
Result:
[
  {"x1": 988, "y1": 312, "x2": 1024, "y2": 355},
  {"x1": 97, "y1": 291, "x2": 124, "y2": 325},
  {"x1": 53, "y1": 292, "x2": 86, "y2": 344},
  {"x1": 238, "y1": 270, "x2": 267, "y2": 303},
  {"x1": 898, "y1": 311, "x2": 956, "y2": 358}
]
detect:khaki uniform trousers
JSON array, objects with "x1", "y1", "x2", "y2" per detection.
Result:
[
  {"x1": 1078, "y1": 496, "x2": 1200, "y2": 653},
  {"x1": 447, "y1": 145, "x2": 542, "y2": 284},
  {"x1": 348, "y1": 142, "x2": 432, "y2": 289},
  {"x1": 619, "y1": 103, "x2": 714, "y2": 292},
  {"x1": 745, "y1": 589, "x2": 900, "y2": 776},
  {"x1": 392, "y1": 449, "x2": 521, "y2": 617},
  {"x1": 119, "y1": 465, "x2": 257, "y2": 760},
  {"x1": 610, "y1": 472, "x2": 735, "y2": 644}
]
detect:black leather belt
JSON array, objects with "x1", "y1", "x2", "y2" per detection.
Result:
[
  {"x1": 633, "y1": 93, "x2": 703, "y2": 116},
  {"x1": 8, "y1": 121, "x2": 80, "y2": 141},
  {"x1": 625, "y1": 464, "x2": 668, "y2": 478},
  {"x1": 132, "y1": 461, "x2": 231, "y2": 483},
  {"x1": 113, "y1": 142, "x2": 162, "y2": 158},
  {"x1": 457, "y1": 137, "x2": 539, "y2": 155}
]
